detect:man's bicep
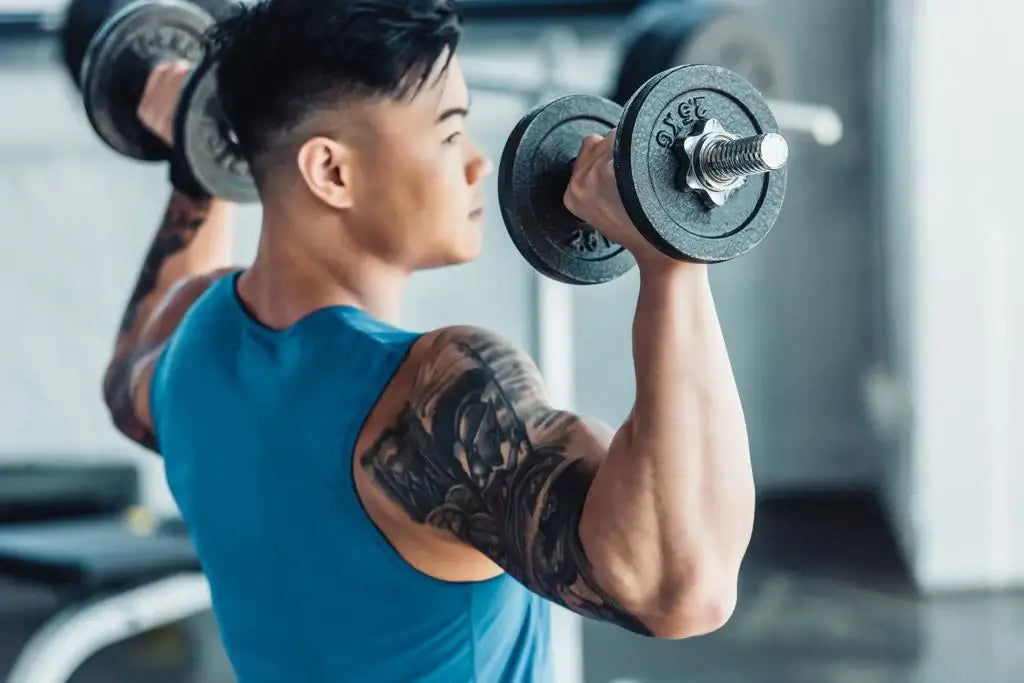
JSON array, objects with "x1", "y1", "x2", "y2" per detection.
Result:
[
  {"x1": 358, "y1": 327, "x2": 651, "y2": 635},
  {"x1": 493, "y1": 413, "x2": 652, "y2": 634}
]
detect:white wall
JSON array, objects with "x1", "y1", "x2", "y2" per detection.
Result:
[{"x1": 884, "y1": 0, "x2": 1024, "y2": 590}]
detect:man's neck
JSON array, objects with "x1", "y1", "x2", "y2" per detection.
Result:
[{"x1": 239, "y1": 219, "x2": 409, "y2": 329}]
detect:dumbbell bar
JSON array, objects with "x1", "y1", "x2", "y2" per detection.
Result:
[
  {"x1": 498, "y1": 64, "x2": 788, "y2": 285},
  {"x1": 78, "y1": 0, "x2": 257, "y2": 202}
]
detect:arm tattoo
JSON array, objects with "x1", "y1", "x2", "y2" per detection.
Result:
[
  {"x1": 119, "y1": 192, "x2": 211, "y2": 334},
  {"x1": 105, "y1": 192, "x2": 209, "y2": 452},
  {"x1": 361, "y1": 330, "x2": 652, "y2": 636}
]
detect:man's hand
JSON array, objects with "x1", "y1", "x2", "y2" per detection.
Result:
[
  {"x1": 137, "y1": 61, "x2": 193, "y2": 148},
  {"x1": 563, "y1": 131, "x2": 686, "y2": 272}
]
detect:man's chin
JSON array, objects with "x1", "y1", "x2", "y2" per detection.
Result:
[
  {"x1": 416, "y1": 250, "x2": 481, "y2": 272},
  {"x1": 448, "y1": 250, "x2": 482, "y2": 267}
]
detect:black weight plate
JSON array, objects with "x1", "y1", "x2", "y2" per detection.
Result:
[
  {"x1": 60, "y1": 0, "x2": 233, "y2": 91},
  {"x1": 81, "y1": 0, "x2": 214, "y2": 161},
  {"x1": 613, "y1": 64, "x2": 786, "y2": 263},
  {"x1": 173, "y1": 56, "x2": 258, "y2": 203},
  {"x1": 60, "y1": 0, "x2": 137, "y2": 90},
  {"x1": 499, "y1": 95, "x2": 636, "y2": 285},
  {"x1": 610, "y1": 2, "x2": 790, "y2": 105}
]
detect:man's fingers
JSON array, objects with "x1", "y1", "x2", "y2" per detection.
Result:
[{"x1": 137, "y1": 61, "x2": 194, "y2": 146}]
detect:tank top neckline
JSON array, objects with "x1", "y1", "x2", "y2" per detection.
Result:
[{"x1": 227, "y1": 270, "x2": 383, "y2": 338}]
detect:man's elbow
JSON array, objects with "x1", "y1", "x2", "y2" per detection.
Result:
[
  {"x1": 101, "y1": 361, "x2": 158, "y2": 452},
  {"x1": 641, "y1": 578, "x2": 738, "y2": 640},
  {"x1": 102, "y1": 361, "x2": 129, "y2": 425}
]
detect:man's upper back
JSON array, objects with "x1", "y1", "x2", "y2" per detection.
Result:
[{"x1": 150, "y1": 272, "x2": 551, "y2": 683}]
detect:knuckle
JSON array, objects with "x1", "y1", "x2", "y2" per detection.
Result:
[{"x1": 563, "y1": 184, "x2": 581, "y2": 211}]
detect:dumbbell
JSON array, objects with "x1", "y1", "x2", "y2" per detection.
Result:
[
  {"x1": 71, "y1": 0, "x2": 257, "y2": 202},
  {"x1": 498, "y1": 64, "x2": 789, "y2": 285}
]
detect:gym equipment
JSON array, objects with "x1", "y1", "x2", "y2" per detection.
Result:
[
  {"x1": 500, "y1": 96, "x2": 634, "y2": 285},
  {"x1": 0, "y1": 463, "x2": 138, "y2": 524},
  {"x1": 173, "y1": 53, "x2": 254, "y2": 202},
  {"x1": 605, "y1": 1, "x2": 842, "y2": 147},
  {"x1": 60, "y1": 0, "x2": 231, "y2": 93},
  {"x1": 72, "y1": 0, "x2": 257, "y2": 202},
  {"x1": 0, "y1": 513, "x2": 210, "y2": 683},
  {"x1": 499, "y1": 64, "x2": 788, "y2": 284},
  {"x1": 610, "y1": 1, "x2": 792, "y2": 106},
  {"x1": 60, "y1": 0, "x2": 136, "y2": 90}
]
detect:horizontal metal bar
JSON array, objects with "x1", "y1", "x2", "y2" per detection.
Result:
[{"x1": 465, "y1": 66, "x2": 846, "y2": 147}]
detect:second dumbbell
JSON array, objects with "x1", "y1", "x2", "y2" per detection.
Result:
[
  {"x1": 498, "y1": 64, "x2": 789, "y2": 285},
  {"x1": 80, "y1": 0, "x2": 257, "y2": 202}
]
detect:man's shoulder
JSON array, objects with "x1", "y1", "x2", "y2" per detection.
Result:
[
  {"x1": 413, "y1": 326, "x2": 538, "y2": 371},
  {"x1": 406, "y1": 325, "x2": 544, "y2": 398},
  {"x1": 160, "y1": 267, "x2": 240, "y2": 329},
  {"x1": 152, "y1": 268, "x2": 240, "y2": 365}
]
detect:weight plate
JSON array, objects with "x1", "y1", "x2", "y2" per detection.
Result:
[
  {"x1": 60, "y1": 0, "x2": 232, "y2": 91},
  {"x1": 81, "y1": 0, "x2": 214, "y2": 161},
  {"x1": 499, "y1": 95, "x2": 636, "y2": 285},
  {"x1": 173, "y1": 56, "x2": 258, "y2": 203},
  {"x1": 60, "y1": 0, "x2": 137, "y2": 90},
  {"x1": 614, "y1": 64, "x2": 786, "y2": 263},
  {"x1": 610, "y1": 2, "x2": 790, "y2": 105}
]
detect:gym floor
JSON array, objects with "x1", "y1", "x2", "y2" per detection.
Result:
[
  {"x1": 2, "y1": 494, "x2": 1022, "y2": 682},
  {"x1": 584, "y1": 494, "x2": 1024, "y2": 683}
]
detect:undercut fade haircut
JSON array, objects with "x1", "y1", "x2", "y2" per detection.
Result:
[{"x1": 207, "y1": 0, "x2": 462, "y2": 181}]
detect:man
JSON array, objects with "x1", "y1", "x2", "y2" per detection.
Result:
[{"x1": 102, "y1": 0, "x2": 754, "y2": 681}]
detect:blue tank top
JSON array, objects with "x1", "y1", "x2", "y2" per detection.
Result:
[{"x1": 150, "y1": 272, "x2": 552, "y2": 683}]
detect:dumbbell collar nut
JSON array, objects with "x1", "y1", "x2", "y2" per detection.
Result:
[{"x1": 674, "y1": 118, "x2": 743, "y2": 207}]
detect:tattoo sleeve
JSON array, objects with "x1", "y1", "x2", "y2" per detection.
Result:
[
  {"x1": 117, "y1": 193, "x2": 212, "y2": 335},
  {"x1": 104, "y1": 191, "x2": 212, "y2": 452},
  {"x1": 360, "y1": 329, "x2": 652, "y2": 636}
]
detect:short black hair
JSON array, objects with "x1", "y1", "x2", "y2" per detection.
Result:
[{"x1": 208, "y1": 0, "x2": 461, "y2": 180}]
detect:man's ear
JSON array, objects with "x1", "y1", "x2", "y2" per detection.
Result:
[{"x1": 296, "y1": 137, "x2": 355, "y2": 209}]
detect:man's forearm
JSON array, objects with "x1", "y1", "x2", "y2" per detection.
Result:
[
  {"x1": 579, "y1": 263, "x2": 754, "y2": 634},
  {"x1": 112, "y1": 190, "x2": 235, "y2": 352}
]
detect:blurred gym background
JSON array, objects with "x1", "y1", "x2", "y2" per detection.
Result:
[{"x1": 0, "y1": 0, "x2": 1021, "y2": 681}]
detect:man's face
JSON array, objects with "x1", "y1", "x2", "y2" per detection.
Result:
[{"x1": 350, "y1": 55, "x2": 493, "y2": 271}]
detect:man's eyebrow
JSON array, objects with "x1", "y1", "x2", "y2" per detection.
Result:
[{"x1": 437, "y1": 96, "x2": 471, "y2": 123}]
